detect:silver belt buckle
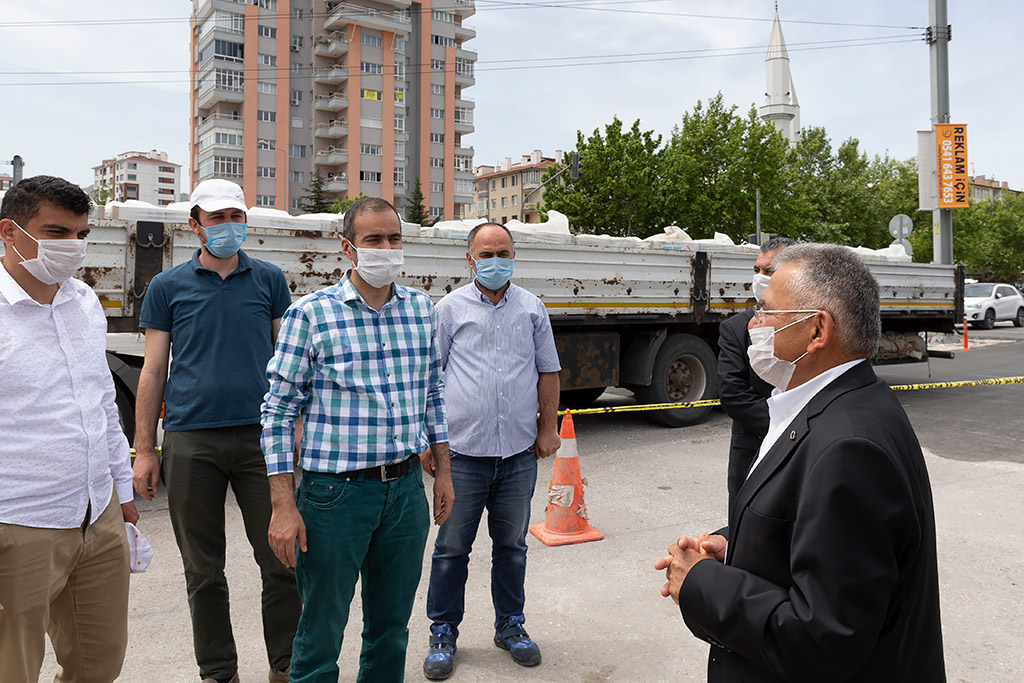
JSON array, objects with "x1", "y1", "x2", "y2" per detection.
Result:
[{"x1": 380, "y1": 463, "x2": 398, "y2": 482}]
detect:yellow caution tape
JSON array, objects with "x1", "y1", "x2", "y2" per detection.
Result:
[{"x1": 560, "y1": 376, "x2": 1024, "y2": 416}]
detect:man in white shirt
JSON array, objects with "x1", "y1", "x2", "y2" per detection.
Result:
[{"x1": 0, "y1": 176, "x2": 138, "y2": 683}]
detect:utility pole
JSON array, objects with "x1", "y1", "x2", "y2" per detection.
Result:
[{"x1": 928, "y1": 0, "x2": 953, "y2": 264}]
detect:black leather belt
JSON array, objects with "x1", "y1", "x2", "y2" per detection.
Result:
[{"x1": 342, "y1": 455, "x2": 418, "y2": 482}]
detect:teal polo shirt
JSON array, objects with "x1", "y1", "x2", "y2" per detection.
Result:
[{"x1": 139, "y1": 249, "x2": 292, "y2": 431}]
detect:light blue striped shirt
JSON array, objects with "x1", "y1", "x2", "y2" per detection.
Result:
[
  {"x1": 261, "y1": 274, "x2": 447, "y2": 475},
  {"x1": 436, "y1": 282, "x2": 560, "y2": 458}
]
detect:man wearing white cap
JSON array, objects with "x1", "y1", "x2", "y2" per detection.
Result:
[{"x1": 133, "y1": 179, "x2": 301, "y2": 683}]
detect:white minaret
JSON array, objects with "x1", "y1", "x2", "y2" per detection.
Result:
[{"x1": 759, "y1": 11, "x2": 801, "y2": 146}]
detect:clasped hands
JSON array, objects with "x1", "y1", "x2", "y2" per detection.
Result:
[{"x1": 655, "y1": 532, "x2": 728, "y2": 604}]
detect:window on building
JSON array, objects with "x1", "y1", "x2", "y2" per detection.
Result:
[
  {"x1": 258, "y1": 53, "x2": 276, "y2": 66},
  {"x1": 291, "y1": 198, "x2": 302, "y2": 210},
  {"x1": 360, "y1": 171, "x2": 382, "y2": 182},
  {"x1": 455, "y1": 58, "x2": 474, "y2": 78},
  {"x1": 430, "y1": 132, "x2": 444, "y2": 144},
  {"x1": 158, "y1": 188, "x2": 175, "y2": 195},
  {"x1": 430, "y1": 157, "x2": 444, "y2": 168},
  {"x1": 394, "y1": 61, "x2": 406, "y2": 78},
  {"x1": 200, "y1": 39, "x2": 243, "y2": 64},
  {"x1": 394, "y1": 87, "x2": 406, "y2": 102},
  {"x1": 491, "y1": 198, "x2": 496, "y2": 209},
  {"x1": 430, "y1": 206, "x2": 443, "y2": 218},
  {"x1": 292, "y1": 116, "x2": 303, "y2": 128},
  {"x1": 291, "y1": 8, "x2": 303, "y2": 19},
  {"x1": 455, "y1": 179, "x2": 474, "y2": 196},
  {"x1": 454, "y1": 156, "x2": 471, "y2": 173},
  {"x1": 394, "y1": 114, "x2": 405, "y2": 132},
  {"x1": 255, "y1": 194, "x2": 276, "y2": 206},
  {"x1": 257, "y1": 110, "x2": 276, "y2": 122},
  {"x1": 431, "y1": 83, "x2": 444, "y2": 95},
  {"x1": 491, "y1": 180, "x2": 496, "y2": 190},
  {"x1": 394, "y1": 166, "x2": 405, "y2": 184},
  {"x1": 501, "y1": 177, "x2": 507, "y2": 188},
  {"x1": 126, "y1": 163, "x2": 137, "y2": 169},
  {"x1": 511, "y1": 175, "x2": 517, "y2": 186},
  {"x1": 291, "y1": 62, "x2": 303, "y2": 74},
  {"x1": 361, "y1": 88, "x2": 381, "y2": 100},
  {"x1": 454, "y1": 106, "x2": 472, "y2": 124},
  {"x1": 258, "y1": 81, "x2": 276, "y2": 94},
  {"x1": 501, "y1": 197, "x2": 507, "y2": 208},
  {"x1": 290, "y1": 89, "x2": 303, "y2": 103},
  {"x1": 361, "y1": 34, "x2": 383, "y2": 48},
  {"x1": 429, "y1": 182, "x2": 443, "y2": 193},
  {"x1": 258, "y1": 25, "x2": 276, "y2": 38},
  {"x1": 289, "y1": 144, "x2": 306, "y2": 158},
  {"x1": 395, "y1": 140, "x2": 406, "y2": 156},
  {"x1": 127, "y1": 174, "x2": 137, "y2": 181},
  {"x1": 430, "y1": 108, "x2": 444, "y2": 119},
  {"x1": 360, "y1": 144, "x2": 383, "y2": 156},
  {"x1": 256, "y1": 166, "x2": 276, "y2": 178},
  {"x1": 158, "y1": 177, "x2": 175, "y2": 184},
  {"x1": 360, "y1": 62, "x2": 383, "y2": 75},
  {"x1": 511, "y1": 195, "x2": 517, "y2": 206},
  {"x1": 257, "y1": 138, "x2": 276, "y2": 149},
  {"x1": 251, "y1": 0, "x2": 276, "y2": 8},
  {"x1": 432, "y1": 10, "x2": 454, "y2": 22},
  {"x1": 431, "y1": 59, "x2": 445, "y2": 71},
  {"x1": 198, "y1": 156, "x2": 242, "y2": 178},
  {"x1": 291, "y1": 35, "x2": 303, "y2": 49},
  {"x1": 158, "y1": 166, "x2": 175, "y2": 173},
  {"x1": 432, "y1": 35, "x2": 455, "y2": 47},
  {"x1": 289, "y1": 171, "x2": 305, "y2": 183}
]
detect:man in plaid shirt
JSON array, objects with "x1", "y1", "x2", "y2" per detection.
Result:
[{"x1": 261, "y1": 197, "x2": 454, "y2": 682}]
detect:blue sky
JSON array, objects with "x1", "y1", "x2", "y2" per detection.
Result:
[{"x1": 2, "y1": 1, "x2": 1021, "y2": 194}]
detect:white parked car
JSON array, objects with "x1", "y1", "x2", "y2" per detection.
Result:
[{"x1": 963, "y1": 282, "x2": 1024, "y2": 329}]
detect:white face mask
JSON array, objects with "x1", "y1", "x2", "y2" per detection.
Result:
[
  {"x1": 352, "y1": 247, "x2": 404, "y2": 289},
  {"x1": 10, "y1": 220, "x2": 87, "y2": 285},
  {"x1": 747, "y1": 312, "x2": 818, "y2": 390},
  {"x1": 752, "y1": 273, "x2": 772, "y2": 301}
]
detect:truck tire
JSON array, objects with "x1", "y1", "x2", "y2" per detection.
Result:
[
  {"x1": 560, "y1": 387, "x2": 607, "y2": 407},
  {"x1": 635, "y1": 334, "x2": 718, "y2": 427},
  {"x1": 114, "y1": 380, "x2": 136, "y2": 447}
]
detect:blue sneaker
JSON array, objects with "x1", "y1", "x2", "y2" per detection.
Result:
[
  {"x1": 493, "y1": 616, "x2": 541, "y2": 667},
  {"x1": 423, "y1": 624, "x2": 457, "y2": 680}
]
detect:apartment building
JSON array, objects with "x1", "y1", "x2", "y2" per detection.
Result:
[
  {"x1": 969, "y1": 175, "x2": 1021, "y2": 203},
  {"x1": 190, "y1": 0, "x2": 477, "y2": 218},
  {"x1": 472, "y1": 150, "x2": 561, "y2": 224},
  {"x1": 92, "y1": 150, "x2": 182, "y2": 205},
  {"x1": 0, "y1": 174, "x2": 12, "y2": 191}
]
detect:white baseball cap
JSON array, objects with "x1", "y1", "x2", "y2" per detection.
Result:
[{"x1": 189, "y1": 179, "x2": 247, "y2": 213}]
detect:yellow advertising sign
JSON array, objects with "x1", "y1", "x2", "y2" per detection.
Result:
[{"x1": 935, "y1": 123, "x2": 968, "y2": 208}]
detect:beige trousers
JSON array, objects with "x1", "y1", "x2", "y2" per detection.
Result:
[{"x1": 0, "y1": 486, "x2": 130, "y2": 683}]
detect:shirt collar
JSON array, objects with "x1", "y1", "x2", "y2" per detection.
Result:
[
  {"x1": 0, "y1": 257, "x2": 83, "y2": 307},
  {"x1": 190, "y1": 248, "x2": 253, "y2": 276},
  {"x1": 473, "y1": 281, "x2": 513, "y2": 307},
  {"x1": 766, "y1": 357, "x2": 867, "y2": 425},
  {"x1": 336, "y1": 271, "x2": 407, "y2": 306}
]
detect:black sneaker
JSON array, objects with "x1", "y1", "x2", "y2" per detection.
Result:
[
  {"x1": 423, "y1": 623, "x2": 457, "y2": 680},
  {"x1": 493, "y1": 616, "x2": 541, "y2": 667}
]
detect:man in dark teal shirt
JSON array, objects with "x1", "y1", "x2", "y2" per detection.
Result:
[{"x1": 132, "y1": 179, "x2": 300, "y2": 683}]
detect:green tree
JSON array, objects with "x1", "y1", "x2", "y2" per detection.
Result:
[
  {"x1": 539, "y1": 117, "x2": 666, "y2": 237},
  {"x1": 404, "y1": 176, "x2": 430, "y2": 225},
  {"x1": 329, "y1": 192, "x2": 369, "y2": 214},
  {"x1": 298, "y1": 170, "x2": 332, "y2": 213},
  {"x1": 662, "y1": 94, "x2": 792, "y2": 241}
]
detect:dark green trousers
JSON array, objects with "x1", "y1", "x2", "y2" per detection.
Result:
[
  {"x1": 162, "y1": 424, "x2": 301, "y2": 680},
  {"x1": 290, "y1": 463, "x2": 430, "y2": 683}
]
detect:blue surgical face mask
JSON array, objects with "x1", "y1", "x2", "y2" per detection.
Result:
[
  {"x1": 201, "y1": 221, "x2": 247, "y2": 258},
  {"x1": 473, "y1": 257, "x2": 514, "y2": 291}
]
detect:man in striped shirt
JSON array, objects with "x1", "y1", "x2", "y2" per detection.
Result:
[
  {"x1": 422, "y1": 222, "x2": 561, "y2": 680},
  {"x1": 260, "y1": 198, "x2": 454, "y2": 683}
]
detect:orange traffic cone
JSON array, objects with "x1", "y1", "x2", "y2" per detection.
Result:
[{"x1": 529, "y1": 410, "x2": 604, "y2": 547}]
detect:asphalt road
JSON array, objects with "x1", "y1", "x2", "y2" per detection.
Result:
[{"x1": 44, "y1": 330, "x2": 1022, "y2": 682}]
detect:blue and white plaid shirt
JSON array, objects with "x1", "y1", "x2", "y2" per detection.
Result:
[{"x1": 261, "y1": 273, "x2": 448, "y2": 475}]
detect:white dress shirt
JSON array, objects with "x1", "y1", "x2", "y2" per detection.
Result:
[
  {"x1": 0, "y1": 260, "x2": 134, "y2": 528},
  {"x1": 746, "y1": 358, "x2": 867, "y2": 479}
]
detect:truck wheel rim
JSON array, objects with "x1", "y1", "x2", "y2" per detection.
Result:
[{"x1": 666, "y1": 356, "x2": 706, "y2": 402}]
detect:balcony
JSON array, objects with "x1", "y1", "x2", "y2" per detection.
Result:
[
  {"x1": 314, "y1": 65, "x2": 349, "y2": 85},
  {"x1": 195, "y1": 0, "x2": 245, "y2": 22},
  {"x1": 324, "y1": 3, "x2": 411, "y2": 35},
  {"x1": 195, "y1": 83, "x2": 244, "y2": 112},
  {"x1": 314, "y1": 92, "x2": 349, "y2": 112},
  {"x1": 196, "y1": 112, "x2": 244, "y2": 137},
  {"x1": 454, "y1": 24, "x2": 476, "y2": 41},
  {"x1": 315, "y1": 147, "x2": 349, "y2": 166},
  {"x1": 314, "y1": 119, "x2": 349, "y2": 138},
  {"x1": 314, "y1": 33, "x2": 349, "y2": 58},
  {"x1": 452, "y1": 0, "x2": 475, "y2": 18},
  {"x1": 325, "y1": 173, "x2": 349, "y2": 193}
]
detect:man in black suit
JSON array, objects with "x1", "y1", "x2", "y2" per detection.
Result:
[
  {"x1": 658, "y1": 244, "x2": 945, "y2": 682},
  {"x1": 717, "y1": 237, "x2": 796, "y2": 507}
]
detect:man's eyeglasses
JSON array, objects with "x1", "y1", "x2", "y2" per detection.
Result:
[{"x1": 752, "y1": 302, "x2": 821, "y2": 324}]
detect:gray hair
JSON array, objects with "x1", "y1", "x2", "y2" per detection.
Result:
[
  {"x1": 773, "y1": 243, "x2": 881, "y2": 358},
  {"x1": 760, "y1": 236, "x2": 798, "y2": 254},
  {"x1": 466, "y1": 221, "x2": 514, "y2": 253},
  {"x1": 342, "y1": 197, "x2": 401, "y2": 242}
]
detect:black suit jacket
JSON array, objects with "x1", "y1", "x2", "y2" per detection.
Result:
[
  {"x1": 680, "y1": 361, "x2": 945, "y2": 683},
  {"x1": 717, "y1": 310, "x2": 774, "y2": 505}
]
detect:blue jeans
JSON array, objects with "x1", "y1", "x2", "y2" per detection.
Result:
[
  {"x1": 426, "y1": 447, "x2": 538, "y2": 635},
  {"x1": 290, "y1": 463, "x2": 430, "y2": 683}
]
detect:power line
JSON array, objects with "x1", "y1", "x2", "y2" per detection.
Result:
[{"x1": 0, "y1": 36, "x2": 921, "y2": 87}]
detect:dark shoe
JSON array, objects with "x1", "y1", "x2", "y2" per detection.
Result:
[
  {"x1": 269, "y1": 666, "x2": 289, "y2": 682},
  {"x1": 200, "y1": 675, "x2": 239, "y2": 683},
  {"x1": 493, "y1": 616, "x2": 541, "y2": 667},
  {"x1": 423, "y1": 623, "x2": 457, "y2": 680}
]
